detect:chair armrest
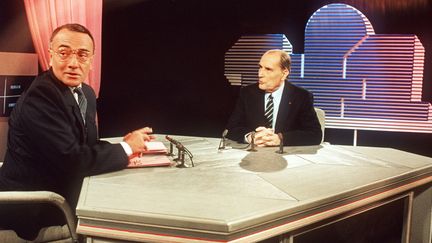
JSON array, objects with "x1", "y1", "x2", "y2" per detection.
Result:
[
  {"x1": 314, "y1": 107, "x2": 326, "y2": 143},
  {"x1": 0, "y1": 191, "x2": 78, "y2": 242}
]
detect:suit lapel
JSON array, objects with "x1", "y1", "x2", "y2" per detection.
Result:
[
  {"x1": 275, "y1": 81, "x2": 294, "y2": 131},
  {"x1": 48, "y1": 69, "x2": 87, "y2": 142},
  {"x1": 257, "y1": 91, "x2": 265, "y2": 117},
  {"x1": 252, "y1": 86, "x2": 266, "y2": 125},
  {"x1": 64, "y1": 89, "x2": 86, "y2": 136}
]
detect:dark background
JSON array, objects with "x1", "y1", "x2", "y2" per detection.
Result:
[{"x1": 1, "y1": 0, "x2": 431, "y2": 156}]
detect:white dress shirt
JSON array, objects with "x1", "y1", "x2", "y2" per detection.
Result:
[{"x1": 264, "y1": 81, "x2": 285, "y2": 129}]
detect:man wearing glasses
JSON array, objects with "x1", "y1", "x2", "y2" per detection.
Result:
[{"x1": 0, "y1": 23, "x2": 151, "y2": 240}]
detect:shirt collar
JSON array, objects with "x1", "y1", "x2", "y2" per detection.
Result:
[
  {"x1": 265, "y1": 81, "x2": 285, "y2": 99},
  {"x1": 69, "y1": 84, "x2": 83, "y2": 93}
]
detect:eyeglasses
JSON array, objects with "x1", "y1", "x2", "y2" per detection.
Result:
[{"x1": 50, "y1": 47, "x2": 93, "y2": 63}]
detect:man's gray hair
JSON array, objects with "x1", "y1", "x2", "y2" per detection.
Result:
[{"x1": 264, "y1": 49, "x2": 291, "y2": 71}]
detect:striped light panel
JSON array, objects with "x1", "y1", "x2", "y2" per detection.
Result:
[
  {"x1": 224, "y1": 34, "x2": 292, "y2": 86},
  {"x1": 224, "y1": 3, "x2": 432, "y2": 133}
]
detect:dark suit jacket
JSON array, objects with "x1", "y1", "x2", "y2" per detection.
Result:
[
  {"x1": 0, "y1": 69, "x2": 128, "y2": 207},
  {"x1": 226, "y1": 81, "x2": 322, "y2": 146}
]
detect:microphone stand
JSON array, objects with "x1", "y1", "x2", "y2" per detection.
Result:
[
  {"x1": 174, "y1": 144, "x2": 183, "y2": 163},
  {"x1": 247, "y1": 132, "x2": 257, "y2": 152},
  {"x1": 165, "y1": 135, "x2": 194, "y2": 167},
  {"x1": 218, "y1": 129, "x2": 229, "y2": 151},
  {"x1": 275, "y1": 133, "x2": 285, "y2": 154},
  {"x1": 166, "y1": 135, "x2": 179, "y2": 157},
  {"x1": 167, "y1": 143, "x2": 175, "y2": 156},
  {"x1": 179, "y1": 146, "x2": 194, "y2": 167},
  {"x1": 175, "y1": 146, "x2": 185, "y2": 166}
]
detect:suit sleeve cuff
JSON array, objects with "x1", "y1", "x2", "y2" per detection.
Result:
[{"x1": 120, "y1": 142, "x2": 133, "y2": 156}]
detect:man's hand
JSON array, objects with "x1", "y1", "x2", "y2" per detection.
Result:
[
  {"x1": 254, "y1": 127, "x2": 280, "y2": 147},
  {"x1": 123, "y1": 127, "x2": 155, "y2": 154}
]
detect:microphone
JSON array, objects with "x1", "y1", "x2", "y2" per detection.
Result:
[
  {"x1": 165, "y1": 135, "x2": 177, "y2": 144},
  {"x1": 165, "y1": 135, "x2": 183, "y2": 149},
  {"x1": 165, "y1": 135, "x2": 194, "y2": 167},
  {"x1": 222, "y1": 129, "x2": 228, "y2": 138},
  {"x1": 218, "y1": 129, "x2": 229, "y2": 151}
]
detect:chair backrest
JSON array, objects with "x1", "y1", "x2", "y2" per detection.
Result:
[
  {"x1": 0, "y1": 191, "x2": 78, "y2": 242},
  {"x1": 314, "y1": 107, "x2": 325, "y2": 143}
]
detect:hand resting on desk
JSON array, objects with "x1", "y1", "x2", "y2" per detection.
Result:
[
  {"x1": 253, "y1": 127, "x2": 281, "y2": 147},
  {"x1": 127, "y1": 141, "x2": 171, "y2": 168},
  {"x1": 123, "y1": 127, "x2": 155, "y2": 154}
]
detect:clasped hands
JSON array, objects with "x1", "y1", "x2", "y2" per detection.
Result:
[
  {"x1": 248, "y1": 126, "x2": 281, "y2": 147},
  {"x1": 123, "y1": 127, "x2": 155, "y2": 154}
]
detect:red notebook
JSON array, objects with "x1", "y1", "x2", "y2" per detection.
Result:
[
  {"x1": 128, "y1": 154, "x2": 172, "y2": 168},
  {"x1": 127, "y1": 141, "x2": 171, "y2": 168}
]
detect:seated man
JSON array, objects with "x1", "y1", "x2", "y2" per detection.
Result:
[
  {"x1": 226, "y1": 49, "x2": 322, "y2": 146},
  {"x1": 0, "y1": 23, "x2": 152, "y2": 240}
]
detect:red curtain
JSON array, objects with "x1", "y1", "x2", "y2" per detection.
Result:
[{"x1": 23, "y1": 0, "x2": 103, "y2": 96}]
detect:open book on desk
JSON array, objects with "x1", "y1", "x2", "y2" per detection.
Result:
[
  {"x1": 128, "y1": 141, "x2": 172, "y2": 168},
  {"x1": 142, "y1": 141, "x2": 168, "y2": 154}
]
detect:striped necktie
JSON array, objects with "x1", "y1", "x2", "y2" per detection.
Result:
[
  {"x1": 265, "y1": 94, "x2": 274, "y2": 128},
  {"x1": 74, "y1": 87, "x2": 87, "y2": 123}
]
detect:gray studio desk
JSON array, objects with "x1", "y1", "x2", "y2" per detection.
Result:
[{"x1": 76, "y1": 135, "x2": 432, "y2": 243}]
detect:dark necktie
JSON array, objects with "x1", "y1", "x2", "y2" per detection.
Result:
[
  {"x1": 265, "y1": 94, "x2": 274, "y2": 128},
  {"x1": 74, "y1": 87, "x2": 87, "y2": 123}
]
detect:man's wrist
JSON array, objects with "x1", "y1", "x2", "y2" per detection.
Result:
[{"x1": 120, "y1": 142, "x2": 133, "y2": 156}]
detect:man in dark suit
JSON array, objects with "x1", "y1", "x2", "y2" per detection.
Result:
[
  {"x1": 0, "y1": 23, "x2": 152, "y2": 239},
  {"x1": 226, "y1": 49, "x2": 322, "y2": 146}
]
